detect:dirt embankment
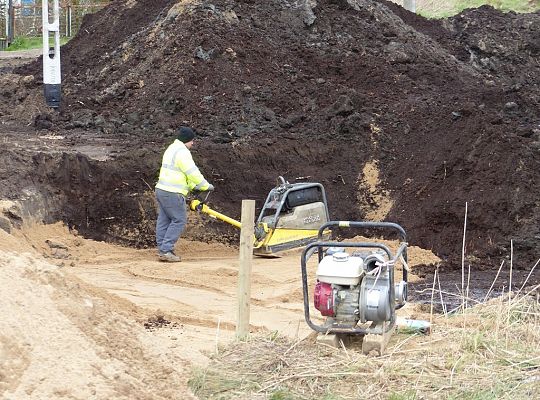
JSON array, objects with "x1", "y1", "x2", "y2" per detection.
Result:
[
  {"x1": 0, "y1": 227, "x2": 197, "y2": 399},
  {"x1": 1, "y1": 3, "x2": 539, "y2": 399},
  {"x1": 0, "y1": 0, "x2": 538, "y2": 271}
]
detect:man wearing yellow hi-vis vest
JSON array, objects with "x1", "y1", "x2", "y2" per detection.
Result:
[{"x1": 155, "y1": 126, "x2": 214, "y2": 262}]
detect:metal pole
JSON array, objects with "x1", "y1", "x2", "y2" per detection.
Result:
[
  {"x1": 67, "y1": 5, "x2": 72, "y2": 37},
  {"x1": 42, "y1": 0, "x2": 62, "y2": 108},
  {"x1": 403, "y1": 0, "x2": 416, "y2": 13},
  {"x1": 7, "y1": 0, "x2": 14, "y2": 44}
]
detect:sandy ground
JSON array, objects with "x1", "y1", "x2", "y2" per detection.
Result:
[
  {"x1": 0, "y1": 49, "x2": 42, "y2": 70},
  {"x1": 0, "y1": 49, "x2": 440, "y2": 397},
  {"x1": 0, "y1": 220, "x2": 439, "y2": 398},
  {"x1": 0, "y1": 49, "x2": 442, "y2": 397},
  {"x1": 0, "y1": 49, "x2": 42, "y2": 59}
]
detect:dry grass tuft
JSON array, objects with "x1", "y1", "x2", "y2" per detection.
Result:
[{"x1": 189, "y1": 291, "x2": 540, "y2": 399}]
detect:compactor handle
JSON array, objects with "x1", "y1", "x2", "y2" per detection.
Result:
[
  {"x1": 192, "y1": 190, "x2": 211, "y2": 206},
  {"x1": 189, "y1": 190, "x2": 211, "y2": 212},
  {"x1": 189, "y1": 192, "x2": 242, "y2": 229}
]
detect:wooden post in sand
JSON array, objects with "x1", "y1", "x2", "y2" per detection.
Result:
[{"x1": 236, "y1": 199, "x2": 255, "y2": 339}]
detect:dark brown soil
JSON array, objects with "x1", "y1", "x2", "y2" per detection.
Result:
[{"x1": 1, "y1": 0, "x2": 539, "y2": 282}]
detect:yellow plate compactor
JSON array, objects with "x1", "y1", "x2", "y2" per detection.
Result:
[{"x1": 189, "y1": 177, "x2": 330, "y2": 256}]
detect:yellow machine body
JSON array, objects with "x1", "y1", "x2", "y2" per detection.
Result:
[
  {"x1": 253, "y1": 226, "x2": 329, "y2": 255},
  {"x1": 189, "y1": 178, "x2": 331, "y2": 255}
]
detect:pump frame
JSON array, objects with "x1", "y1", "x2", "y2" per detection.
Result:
[{"x1": 300, "y1": 221, "x2": 408, "y2": 335}]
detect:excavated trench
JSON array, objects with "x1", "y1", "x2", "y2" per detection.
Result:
[
  {"x1": 4, "y1": 0, "x2": 538, "y2": 271},
  {"x1": 0, "y1": 131, "x2": 369, "y2": 248},
  {"x1": 0, "y1": 128, "x2": 533, "y2": 312},
  {"x1": 1, "y1": 0, "x2": 539, "y2": 312}
]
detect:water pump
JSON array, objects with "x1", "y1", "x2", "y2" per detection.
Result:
[{"x1": 301, "y1": 221, "x2": 409, "y2": 354}]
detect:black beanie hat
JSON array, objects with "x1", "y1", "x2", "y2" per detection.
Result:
[{"x1": 177, "y1": 126, "x2": 195, "y2": 143}]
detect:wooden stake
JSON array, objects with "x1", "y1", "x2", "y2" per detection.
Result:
[{"x1": 236, "y1": 199, "x2": 255, "y2": 340}]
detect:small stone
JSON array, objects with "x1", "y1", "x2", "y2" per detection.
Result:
[
  {"x1": 93, "y1": 115, "x2": 106, "y2": 127},
  {"x1": 126, "y1": 112, "x2": 140, "y2": 125},
  {"x1": 45, "y1": 239, "x2": 69, "y2": 250},
  {"x1": 5, "y1": 205, "x2": 22, "y2": 221},
  {"x1": 316, "y1": 333, "x2": 340, "y2": 348},
  {"x1": 330, "y1": 95, "x2": 354, "y2": 116},
  {"x1": 34, "y1": 114, "x2": 53, "y2": 130},
  {"x1": 451, "y1": 111, "x2": 462, "y2": 120},
  {"x1": 0, "y1": 215, "x2": 12, "y2": 234},
  {"x1": 21, "y1": 75, "x2": 35, "y2": 85},
  {"x1": 504, "y1": 101, "x2": 518, "y2": 111},
  {"x1": 195, "y1": 46, "x2": 215, "y2": 61}
]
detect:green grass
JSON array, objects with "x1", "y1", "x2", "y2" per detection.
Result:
[
  {"x1": 269, "y1": 389, "x2": 296, "y2": 400},
  {"x1": 388, "y1": 391, "x2": 418, "y2": 400},
  {"x1": 188, "y1": 367, "x2": 260, "y2": 399},
  {"x1": 188, "y1": 294, "x2": 540, "y2": 400},
  {"x1": 417, "y1": 0, "x2": 540, "y2": 18},
  {"x1": 456, "y1": 0, "x2": 540, "y2": 13},
  {"x1": 4, "y1": 36, "x2": 70, "y2": 51}
]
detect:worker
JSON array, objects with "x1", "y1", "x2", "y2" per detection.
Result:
[{"x1": 155, "y1": 126, "x2": 214, "y2": 262}]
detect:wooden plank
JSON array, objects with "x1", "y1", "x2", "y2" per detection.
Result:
[
  {"x1": 236, "y1": 199, "x2": 255, "y2": 340},
  {"x1": 362, "y1": 323, "x2": 396, "y2": 356}
]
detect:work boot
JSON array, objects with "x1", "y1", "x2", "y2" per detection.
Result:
[{"x1": 159, "y1": 251, "x2": 181, "y2": 262}]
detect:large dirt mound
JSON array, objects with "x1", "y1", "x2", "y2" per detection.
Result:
[
  {"x1": 2, "y1": 0, "x2": 539, "y2": 269},
  {"x1": 0, "y1": 230, "x2": 196, "y2": 399}
]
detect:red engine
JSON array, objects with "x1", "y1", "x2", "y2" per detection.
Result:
[{"x1": 313, "y1": 281, "x2": 335, "y2": 316}]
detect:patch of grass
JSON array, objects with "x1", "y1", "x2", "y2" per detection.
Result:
[
  {"x1": 188, "y1": 367, "x2": 260, "y2": 399},
  {"x1": 269, "y1": 389, "x2": 296, "y2": 400},
  {"x1": 455, "y1": 0, "x2": 540, "y2": 13},
  {"x1": 388, "y1": 390, "x2": 417, "y2": 400},
  {"x1": 447, "y1": 382, "x2": 525, "y2": 400},
  {"x1": 461, "y1": 332, "x2": 492, "y2": 354},
  {"x1": 320, "y1": 394, "x2": 345, "y2": 400},
  {"x1": 189, "y1": 294, "x2": 540, "y2": 399},
  {"x1": 416, "y1": 0, "x2": 540, "y2": 19},
  {"x1": 5, "y1": 36, "x2": 70, "y2": 51}
]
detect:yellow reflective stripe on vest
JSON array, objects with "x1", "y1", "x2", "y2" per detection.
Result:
[
  {"x1": 161, "y1": 163, "x2": 182, "y2": 172},
  {"x1": 193, "y1": 180, "x2": 209, "y2": 190},
  {"x1": 156, "y1": 180, "x2": 190, "y2": 191},
  {"x1": 184, "y1": 165, "x2": 198, "y2": 175}
]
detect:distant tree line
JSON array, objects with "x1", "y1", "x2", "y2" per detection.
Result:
[{"x1": 1, "y1": 0, "x2": 111, "y2": 40}]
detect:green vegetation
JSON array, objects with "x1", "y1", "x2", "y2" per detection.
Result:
[
  {"x1": 388, "y1": 391, "x2": 417, "y2": 400},
  {"x1": 188, "y1": 294, "x2": 540, "y2": 399},
  {"x1": 4, "y1": 36, "x2": 70, "y2": 52},
  {"x1": 417, "y1": 0, "x2": 540, "y2": 18}
]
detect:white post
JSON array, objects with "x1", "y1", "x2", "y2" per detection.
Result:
[
  {"x1": 236, "y1": 199, "x2": 255, "y2": 340},
  {"x1": 404, "y1": 0, "x2": 416, "y2": 13},
  {"x1": 42, "y1": 0, "x2": 61, "y2": 108}
]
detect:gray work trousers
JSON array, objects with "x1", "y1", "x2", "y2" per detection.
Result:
[{"x1": 155, "y1": 188, "x2": 187, "y2": 253}]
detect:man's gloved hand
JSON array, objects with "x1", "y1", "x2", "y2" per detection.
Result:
[{"x1": 206, "y1": 184, "x2": 215, "y2": 192}]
